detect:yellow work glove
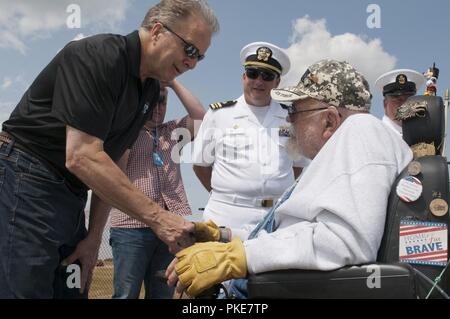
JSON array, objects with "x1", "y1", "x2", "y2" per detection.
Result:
[
  {"x1": 193, "y1": 220, "x2": 220, "y2": 242},
  {"x1": 175, "y1": 238, "x2": 247, "y2": 297}
]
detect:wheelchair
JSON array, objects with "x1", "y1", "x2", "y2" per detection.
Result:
[{"x1": 246, "y1": 95, "x2": 449, "y2": 299}]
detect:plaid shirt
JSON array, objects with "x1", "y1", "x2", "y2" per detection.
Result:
[{"x1": 110, "y1": 118, "x2": 192, "y2": 228}]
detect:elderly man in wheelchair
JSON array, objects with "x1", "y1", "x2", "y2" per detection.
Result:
[{"x1": 166, "y1": 59, "x2": 449, "y2": 299}]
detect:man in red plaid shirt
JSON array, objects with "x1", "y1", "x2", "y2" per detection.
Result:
[{"x1": 108, "y1": 80, "x2": 205, "y2": 298}]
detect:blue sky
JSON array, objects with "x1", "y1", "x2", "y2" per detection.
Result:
[{"x1": 1, "y1": 0, "x2": 450, "y2": 220}]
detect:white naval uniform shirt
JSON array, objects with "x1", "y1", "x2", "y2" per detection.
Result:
[
  {"x1": 192, "y1": 95, "x2": 309, "y2": 239},
  {"x1": 382, "y1": 115, "x2": 402, "y2": 135},
  {"x1": 244, "y1": 114, "x2": 413, "y2": 274}
]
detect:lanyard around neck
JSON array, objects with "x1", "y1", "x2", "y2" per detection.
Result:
[
  {"x1": 145, "y1": 126, "x2": 164, "y2": 167},
  {"x1": 151, "y1": 128, "x2": 159, "y2": 148},
  {"x1": 145, "y1": 125, "x2": 159, "y2": 149}
]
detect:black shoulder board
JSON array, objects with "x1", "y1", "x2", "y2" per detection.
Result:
[{"x1": 209, "y1": 100, "x2": 237, "y2": 111}]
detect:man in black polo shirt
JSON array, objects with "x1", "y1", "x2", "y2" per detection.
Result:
[{"x1": 0, "y1": 0, "x2": 219, "y2": 299}]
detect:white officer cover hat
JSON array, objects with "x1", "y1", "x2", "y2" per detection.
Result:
[
  {"x1": 240, "y1": 41, "x2": 291, "y2": 76},
  {"x1": 375, "y1": 69, "x2": 425, "y2": 96}
]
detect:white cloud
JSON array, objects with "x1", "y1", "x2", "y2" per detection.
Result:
[
  {"x1": 0, "y1": 0, "x2": 131, "y2": 54},
  {"x1": 282, "y1": 16, "x2": 397, "y2": 92},
  {"x1": 1, "y1": 77, "x2": 12, "y2": 90},
  {"x1": 0, "y1": 30, "x2": 27, "y2": 54},
  {"x1": 1, "y1": 75, "x2": 28, "y2": 91}
]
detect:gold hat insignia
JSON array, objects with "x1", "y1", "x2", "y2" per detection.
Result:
[{"x1": 257, "y1": 47, "x2": 272, "y2": 62}]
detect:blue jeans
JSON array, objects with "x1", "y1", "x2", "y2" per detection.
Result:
[
  {"x1": 110, "y1": 227, "x2": 174, "y2": 299},
  {"x1": 0, "y1": 141, "x2": 88, "y2": 299},
  {"x1": 227, "y1": 279, "x2": 248, "y2": 299}
]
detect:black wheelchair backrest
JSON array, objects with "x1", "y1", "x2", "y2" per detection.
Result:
[{"x1": 378, "y1": 95, "x2": 449, "y2": 298}]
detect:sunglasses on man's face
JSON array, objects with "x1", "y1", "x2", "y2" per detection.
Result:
[
  {"x1": 245, "y1": 68, "x2": 278, "y2": 82},
  {"x1": 160, "y1": 23, "x2": 205, "y2": 61}
]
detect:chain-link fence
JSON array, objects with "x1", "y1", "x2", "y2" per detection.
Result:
[{"x1": 88, "y1": 214, "x2": 114, "y2": 299}]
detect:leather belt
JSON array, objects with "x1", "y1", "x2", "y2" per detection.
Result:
[
  {"x1": 0, "y1": 131, "x2": 87, "y2": 196},
  {"x1": 0, "y1": 131, "x2": 13, "y2": 144},
  {"x1": 0, "y1": 131, "x2": 30, "y2": 154},
  {"x1": 210, "y1": 192, "x2": 278, "y2": 208}
]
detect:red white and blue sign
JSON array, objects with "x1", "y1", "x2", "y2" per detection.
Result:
[{"x1": 399, "y1": 221, "x2": 448, "y2": 267}]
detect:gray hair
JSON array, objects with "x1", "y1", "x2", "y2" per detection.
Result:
[{"x1": 141, "y1": 0, "x2": 219, "y2": 34}]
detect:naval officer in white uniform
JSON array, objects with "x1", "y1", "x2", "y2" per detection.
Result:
[
  {"x1": 375, "y1": 69, "x2": 425, "y2": 135},
  {"x1": 192, "y1": 42, "x2": 309, "y2": 240}
]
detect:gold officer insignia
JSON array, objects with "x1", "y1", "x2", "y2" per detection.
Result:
[
  {"x1": 397, "y1": 74, "x2": 407, "y2": 85},
  {"x1": 257, "y1": 47, "x2": 272, "y2": 62},
  {"x1": 209, "y1": 100, "x2": 237, "y2": 111}
]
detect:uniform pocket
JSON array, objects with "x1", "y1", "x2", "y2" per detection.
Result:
[{"x1": 221, "y1": 136, "x2": 254, "y2": 164}]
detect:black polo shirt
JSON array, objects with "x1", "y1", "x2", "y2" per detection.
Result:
[{"x1": 2, "y1": 31, "x2": 159, "y2": 191}]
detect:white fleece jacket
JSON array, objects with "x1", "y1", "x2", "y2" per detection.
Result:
[{"x1": 244, "y1": 114, "x2": 413, "y2": 274}]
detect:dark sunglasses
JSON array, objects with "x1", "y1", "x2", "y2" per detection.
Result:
[
  {"x1": 245, "y1": 68, "x2": 278, "y2": 82},
  {"x1": 160, "y1": 22, "x2": 205, "y2": 61}
]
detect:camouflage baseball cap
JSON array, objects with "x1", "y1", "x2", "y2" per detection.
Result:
[{"x1": 271, "y1": 59, "x2": 372, "y2": 111}]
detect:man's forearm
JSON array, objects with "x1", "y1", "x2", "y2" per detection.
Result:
[
  {"x1": 86, "y1": 149, "x2": 129, "y2": 241},
  {"x1": 87, "y1": 193, "x2": 111, "y2": 242},
  {"x1": 66, "y1": 126, "x2": 194, "y2": 253},
  {"x1": 68, "y1": 150, "x2": 165, "y2": 229}
]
